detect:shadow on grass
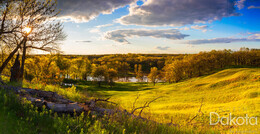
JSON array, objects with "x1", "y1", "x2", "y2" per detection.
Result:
[
  {"x1": 63, "y1": 79, "x2": 157, "y2": 92},
  {"x1": 75, "y1": 82, "x2": 155, "y2": 92}
]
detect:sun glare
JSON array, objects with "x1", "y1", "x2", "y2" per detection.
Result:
[{"x1": 23, "y1": 27, "x2": 32, "y2": 34}]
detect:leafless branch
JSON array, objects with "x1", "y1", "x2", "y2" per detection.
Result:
[
  {"x1": 187, "y1": 98, "x2": 204, "y2": 124},
  {"x1": 94, "y1": 97, "x2": 118, "y2": 105},
  {"x1": 132, "y1": 94, "x2": 140, "y2": 112},
  {"x1": 131, "y1": 96, "x2": 163, "y2": 117}
]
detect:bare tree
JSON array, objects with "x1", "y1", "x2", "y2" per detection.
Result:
[
  {"x1": 0, "y1": 0, "x2": 19, "y2": 36},
  {"x1": 0, "y1": 0, "x2": 66, "y2": 80}
]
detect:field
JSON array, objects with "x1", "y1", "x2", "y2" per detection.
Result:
[
  {"x1": 78, "y1": 68, "x2": 260, "y2": 133},
  {"x1": 1, "y1": 68, "x2": 259, "y2": 133}
]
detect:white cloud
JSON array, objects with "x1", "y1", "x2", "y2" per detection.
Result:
[
  {"x1": 190, "y1": 25, "x2": 208, "y2": 32},
  {"x1": 155, "y1": 46, "x2": 170, "y2": 50},
  {"x1": 89, "y1": 23, "x2": 114, "y2": 34},
  {"x1": 118, "y1": 0, "x2": 238, "y2": 26},
  {"x1": 186, "y1": 34, "x2": 260, "y2": 45},
  {"x1": 96, "y1": 24, "x2": 114, "y2": 28},
  {"x1": 248, "y1": 5, "x2": 260, "y2": 9},
  {"x1": 235, "y1": 0, "x2": 246, "y2": 10},
  {"x1": 179, "y1": 27, "x2": 190, "y2": 31},
  {"x1": 89, "y1": 28, "x2": 100, "y2": 33},
  {"x1": 57, "y1": 0, "x2": 136, "y2": 22},
  {"x1": 76, "y1": 41, "x2": 92, "y2": 43},
  {"x1": 105, "y1": 29, "x2": 189, "y2": 44},
  {"x1": 248, "y1": 33, "x2": 260, "y2": 39}
]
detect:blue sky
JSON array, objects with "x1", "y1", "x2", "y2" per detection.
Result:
[{"x1": 57, "y1": 0, "x2": 260, "y2": 55}]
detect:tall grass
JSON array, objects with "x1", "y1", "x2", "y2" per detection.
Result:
[{"x1": 0, "y1": 88, "x2": 188, "y2": 134}]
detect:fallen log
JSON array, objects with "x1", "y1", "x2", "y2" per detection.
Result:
[
  {"x1": 21, "y1": 88, "x2": 74, "y2": 104},
  {"x1": 26, "y1": 96, "x2": 45, "y2": 108},
  {"x1": 0, "y1": 85, "x2": 153, "y2": 121},
  {"x1": 45, "y1": 102, "x2": 84, "y2": 113},
  {"x1": 17, "y1": 88, "x2": 83, "y2": 113}
]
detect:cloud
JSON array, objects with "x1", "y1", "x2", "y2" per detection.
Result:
[
  {"x1": 104, "y1": 29, "x2": 189, "y2": 44},
  {"x1": 235, "y1": 0, "x2": 246, "y2": 10},
  {"x1": 57, "y1": 0, "x2": 136, "y2": 22},
  {"x1": 89, "y1": 24, "x2": 114, "y2": 34},
  {"x1": 96, "y1": 24, "x2": 114, "y2": 28},
  {"x1": 179, "y1": 27, "x2": 190, "y2": 31},
  {"x1": 89, "y1": 28, "x2": 100, "y2": 33},
  {"x1": 248, "y1": 33, "x2": 260, "y2": 39},
  {"x1": 248, "y1": 5, "x2": 260, "y2": 9},
  {"x1": 190, "y1": 25, "x2": 208, "y2": 32},
  {"x1": 155, "y1": 46, "x2": 170, "y2": 50},
  {"x1": 118, "y1": 0, "x2": 238, "y2": 26},
  {"x1": 76, "y1": 41, "x2": 92, "y2": 43},
  {"x1": 186, "y1": 34, "x2": 260, "y2": 45},
  {"x1": 178, "y1": 25, "x2": 208, "y2": 32}
]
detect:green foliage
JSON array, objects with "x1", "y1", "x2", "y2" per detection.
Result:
[
  {"x1": 135, "y1": 64, "x2": 144, "y2": 82},
  {"x1": 148, "y1": 67, "x2": 159, "y2": 85},
  {"x1": 55, "y1": 54, "x2": 70, "y2": 74},
  {"x1": 2, "y1": 48, "x2": 259, "y2": 86},
  {"x1": 107, "y1": 68, "x2": 118, "y2": 88},
  {"x1": 163, "y1": 49, "x2": 260, "y2": 83},
  {"x1": 69, "y1": 57, "x2": 91, "y2": 80},
  {"x1": 25, "y1": 55, "x2": 62, "y2": 84},
  {"x1": 91, "y1": 65, "x2": 108, "y2": 87}
]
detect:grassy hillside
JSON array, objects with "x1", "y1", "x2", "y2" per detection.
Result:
[
  {"x1": 81, "y1": 68, "x2": 260, "y2": 133},
  {"x1": 1, "y1": 68, "x2": 259, "y2": 133}
]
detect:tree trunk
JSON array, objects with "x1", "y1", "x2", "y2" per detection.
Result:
[
  {"x1": 19, "y1": 38, "x2": 27, "y2": 81},
  {"x1": 45, "y1": 102, "x2": 83, "y2": 113},
  {"x1": 0, "y1": 38, "x2": 25, "y2": 75},
  {"x1": 10, "y1": 54, "x2": 21, "y2": 82},
  {"x1": 98, "y1": 81, "x2": 101, "y2": 87}
]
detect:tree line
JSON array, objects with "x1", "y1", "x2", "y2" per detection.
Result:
[
  {"x1": 1, "y1": 48, "x2": 251, "y2": 87},
  {"x1": 22, "y1": 54, "x2": 170, "y2": 87},
  {"x1": 163, "y1": 48, "x2": 260, "y2": 83}
]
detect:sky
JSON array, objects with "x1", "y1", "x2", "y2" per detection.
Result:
[{"x1": 54, "y1": 0, "x2": 260, "y2": 55}]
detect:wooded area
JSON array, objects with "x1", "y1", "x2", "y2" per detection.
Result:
[{"x1": 1, "y1": 48, "x2": 259, "y2": 86}]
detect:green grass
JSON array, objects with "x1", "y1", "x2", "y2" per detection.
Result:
[
  {"x1": 1, "y1": 68, "x2": 259, "y2": 133},
  {"x1": 0, "y1": 85, "x2": 185, "y2": 134},
  {"x1": 78, "y1": 68, "x2": 260, "y2": 133}
]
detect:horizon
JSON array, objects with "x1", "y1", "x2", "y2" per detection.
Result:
[{"x1": 30, "y1": 47, "x2": 260, "y2": 56}]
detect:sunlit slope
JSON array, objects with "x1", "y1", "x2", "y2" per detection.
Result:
[{"x1": 108, "y1": 68, "x2": 260, "y2": 123}]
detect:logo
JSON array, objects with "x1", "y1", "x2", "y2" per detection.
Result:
[{"x1": 210, "y1": 112, "x2": 258, "y2": 126}]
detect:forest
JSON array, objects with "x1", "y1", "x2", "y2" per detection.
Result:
[{"x1": 2, "y1": 48, "x2": 258, "y2": 86}]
